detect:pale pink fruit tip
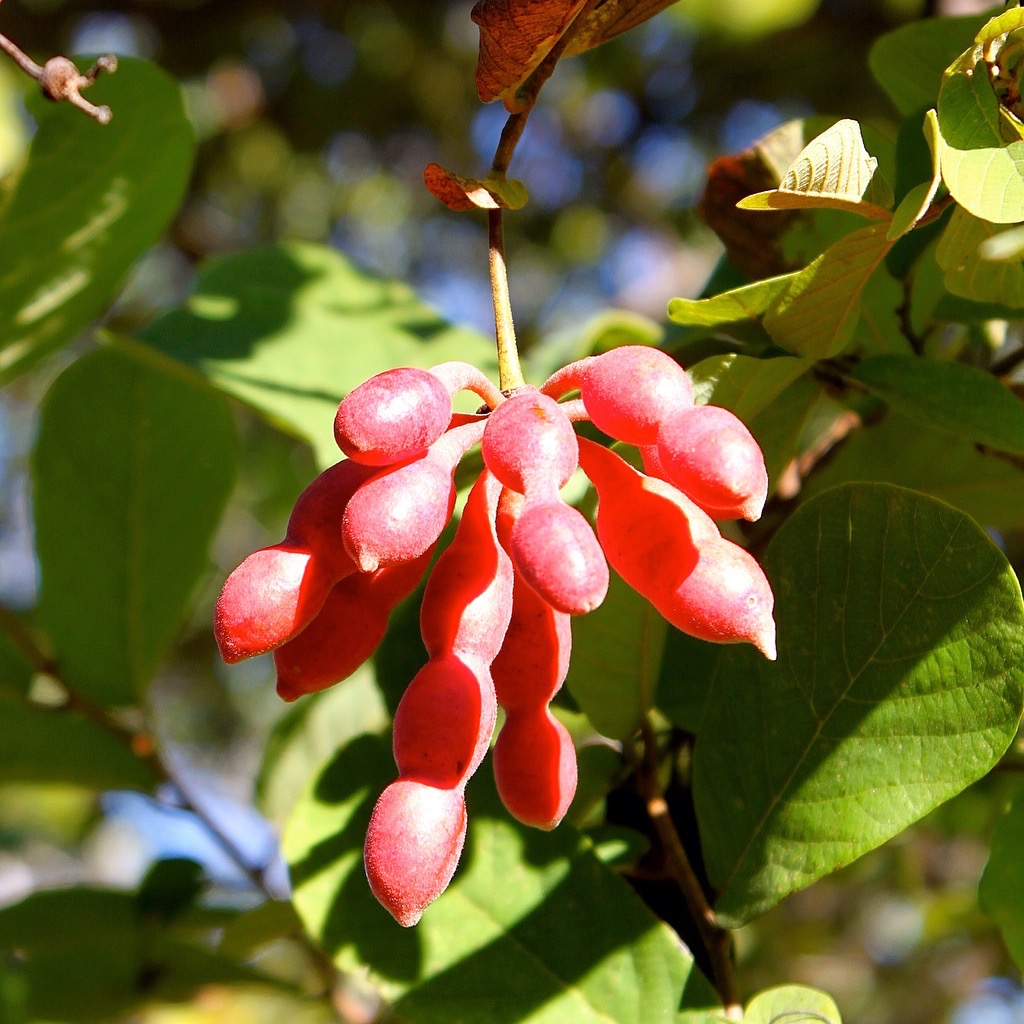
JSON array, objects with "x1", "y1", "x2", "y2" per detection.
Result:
[{"x1": 755, "y1": 622, "x2": 778, "y2": 661}]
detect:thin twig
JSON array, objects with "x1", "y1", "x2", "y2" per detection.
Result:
[{"x1": 636, "y1": 717, "x2": 742, "y2": 1019}]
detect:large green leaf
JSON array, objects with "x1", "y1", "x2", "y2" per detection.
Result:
[
  {"x1": 33, "y1": 346, "x2": 237, "y2": 706},
  {"x1": 667, "y1": 274, "x2": 798, "y2": 329},
  {"x1": 141, "y1": 243, "x2": 496, "y2": 468},
  {"x1": 0, "y1": 693, "x2": 155, "y2": 788},
  {"x1": 979, "y1": 789, "x2": 1024, "y2": 971},
  {"x1": 853, "y1": 355, "x2": 1024, "y2": 456},
  {"x1": 283, "y1": 732, "x2": 719, "y2": 1023},
  {"x1": 763, "y1": 223, "x2": 894, "y2": 359},
  {"x1": 0, "y1": 59, "x2": 193, "y2": 383},
  {"x1": 868, "y1": 13, "x2": 991, "y2": 117},
  {"x1": 935, "y1": 10, "x2": 1024, "y2": 224},
  {"x1": 564, "y1": 569, "x2": 666, "y2": 742},
  {"x1": 688, "y1": 354, "x2": 811, "y2": 421},
  {"x1": 801, "y1": 409, "x2": 1024, "y2": 530},
  {"x1": 694, "y1": 483, "x2": 1024, "y2": 926}
]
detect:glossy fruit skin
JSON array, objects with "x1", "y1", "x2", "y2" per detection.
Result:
[
  {"x1": 490, "y1": 491, "x2": 577, "y2": 830},
  {"x1": 273, "y1": 550, "x2": 433, "y2": 701},
  {"x1": 578, "y1": 437, "x2": 776, "y2": 659},
  {"x1": 655, "y1": 404, "x2": 768, "y2": 521},
  {"x1": 217, "y1": 347, "x2": 779, "y2": 928},
  {"x1": 366, "y1": 470, "x2": 513, "y2": 926},
  {"x1": 482, "y1": 388, "x2": 608, "y2": 615},
  {"x1": 214, "y1": 459, "x2": 374, "y2": 663}
]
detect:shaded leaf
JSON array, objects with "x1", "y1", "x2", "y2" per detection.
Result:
[
  {"x1": 256, "y1": 664, "x2": 389, "y2": 825},
  {"x1": 763, "y1": 223, "x2": 895, "y2": 359},
  {"x1": 869, "y1": 13, "x2": 991, "y2": 117},
  {"x1": 423, "y1": 163, "x2": 528, "y2": 211},
  {"x1": 0, "y1": 59, "x2": 193, "y2": 384},
  {"x1": 219, "y1": 900, "x2": 304, "y2": 960},
  {"x1": 694, "y1": 483, "x2": 1024, "y2": 926},
  {"x1": 564, "y1": 569, "x2": 666, "y2": 742},
  {"x1": 801, "y1": 409, "x2": 1024, "y2": 530},
  {"x1": 283, "y1": 732, "x2": 720, "y2": 1022},
  {"x1": 853, "y1": 355, "x2": 1024, "y2": 456},
  {"x1": 472, "y1": 0, "x2": 588, "y2": 110},
  {"x1": 738, "y1": 120, "x2": 893, "y2": 221},
  {"x1": 935, "y1": 206, "x2": 1024, "y2": 306},
  {"x1": 979, "y1": 789, "x2": 1024, "y2": 971},
  {"x1": 0, "y1": 630, "x2": 33, "y2": 698},
  {"x1": 141, "y1": 243, "x2": 495, "y2": 469},
  {"x1": 687, "y1": 354, "x2": 811, "y2": 422},
  {"x1": 0, "y1": 693, "x2": 155, "y2": 788},
  {"x1": 887, "y1": 110, "x2": 943, "y2": 241},
  {"x1": 33, "y1": 346, "x2": 236, "y2": 706}
]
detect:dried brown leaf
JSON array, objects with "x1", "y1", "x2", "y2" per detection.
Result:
[
  {"x1": 423, "y1": 162, "x2": 529, "y2": 212},
  {"x1": 563, "y1": 0, "x2": 681, "y2": 56},
  {"x1": 471, "y1": 0, "x2": 587, "y2": 110}
]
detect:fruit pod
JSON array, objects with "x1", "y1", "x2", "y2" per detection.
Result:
[
  {"x1": 273, "y1": 549, "x2": 433, "y2": 701},
  {"x1": 481, "y1": 388, "x2": 608, "y2": 615},
  {"x1": 655, "y1": 535, "x2": 777, "y2": 660},
  {"x1": 364, "y1": 779, "x2": 467, "y2": 928},
  {"x1": 334, "y1": 362, "x2": 504, "y2": 466},
  {"x1": 576, "y1": 437, "x2": 701, "y2": 601},
  {"x1": 492, "y1": 709, "x2": 576, "y2": 830},
  {"x1": 656, "y1": 404, "x2": 768, "y2": 521},
  {"x1": 491, "y1": 491, "x2": 577, "y2": 829},
  {"x1": 215, "y1": 459, "x2": 374, "y2": 663},
  {"x1": 365, "y1": 470, "x2": 513, "y2": 925},
  {"x1": 542, "y1": 346, "x2": 694, "y2": 445},
  {"x1": 342, "y1": 418, "x2": 485, "y2": 572}
]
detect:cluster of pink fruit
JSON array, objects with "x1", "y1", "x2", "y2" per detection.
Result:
[{"x1": 215, "y1": 346, "x2": 775, "y2": 926}]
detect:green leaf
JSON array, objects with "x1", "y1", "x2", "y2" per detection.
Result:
[
  {"x1": 283, "y1": 733, "x2": 720, "y2": 1023},
  {"x1": 0, "y1": 630, "x2": 33, "y2": 698},
  {"x1": 256, "y1": 664, "x2": 389, "y2": 825},
  {"x1": 853, "y1": 355, "x2": 1024, "y2": 456},
  {"x1": 869, "y1": 13, "x2": 991, "y2": 117},
  {"x1": 694, "y1": 483, "x2": 1024, "y2": 926},
  {"x1": 688, "y1": 354, "x2": 811, "y2": 422},
  {"x1": 763, "y1": 223, "x2": 895, "y2": 359},
  {"x1": 744, "y1": 985, "x2": 842, "y2": 1024},
  {"x1": 667, "y1": 274, "x2": 798, "y2": 328},
  {"x1": 141, "y1": 242, "x2": 496, "y2": 468},
  {"x1": 0, "y1": 59, "x2": 193, "y2": 384},
  {"x1": 935, "y1": 206, "x2": 1024, "y2": 306},
  {"x1": 33, "y1": 346, "x2": 237, "y2": 706},
  {"x1": 655, "y1": 629, "x2": 722, "y2": 736},
  {"x1": 935, "y1": 10, "x2": 1024, "y2": 224},
  {"x1": 738, "y1": 120, "x2": 893, "y2": 220},
  {"x1": 0, "y1": 887, "x2": 271, "y2": 1021},
  {"x1": 564, "y1": 569, "x2": 666, "y2": 742},
  {"x1": 801, "y1": 409, "x2": 1024, "y2": 530},
  {"x1": 219, "y1": 900, "x2": 303, "y2": 960},
  {"x1": 887, "y1": 110, "x2": 943, "y2": 242},
  {"x1": 979, "y1": 788, "x2": 1024, "y2": 970},
  {"x1": 979, "y1": 222, "x2": 1024, "y2": 260},
  {"x1": 0, "y1": 693, "x2": 155, "y2": 788}
]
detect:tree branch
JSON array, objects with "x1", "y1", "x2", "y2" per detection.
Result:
[{"x1": 636, "y1": 717, "x2": 742, "y2": 1019}]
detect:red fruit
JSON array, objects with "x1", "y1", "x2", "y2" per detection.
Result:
[
  {"x1": 419, "y1": 470, "x2": 514, "y2": 664},
  {"x1": 273, "y1": 550, "x2": 432, "y2": 701},
  {"x1": 656, "y1": 535, "x2": 777, "y2": 660},
  {"x1": 392, "y1": 654, "x2": 497, "y2": 786},
  {"x1": 493, "y1": 710, "x2": 577, "y2": 830},
  {"x1": 543, "y1": 346, "x2": 693, "y2": 444},
  {"x1": 335, "y1": 368, "x2": 452, "y2": 466},
  {"x1": 214, "y1": 459, "x2": 373, "y2": 663},
  {"x1": 577, "y1": 438, "x2": 701, "y2": 599},
  {"x1": 510, "y1": 500, "x2": 608, "y2": 615},
  {"x1": 656, "y1": 405, "x2": 768, "y2": 521},
  {"x1": 364, "y1": 779, "x2": 467, "y2": 928},
  {"x1": 342, "y1": 419, "x2": 484, "y2": 572},
  {"x1": 481, "y1": 387, "x2": 578, "y2": 495}
]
